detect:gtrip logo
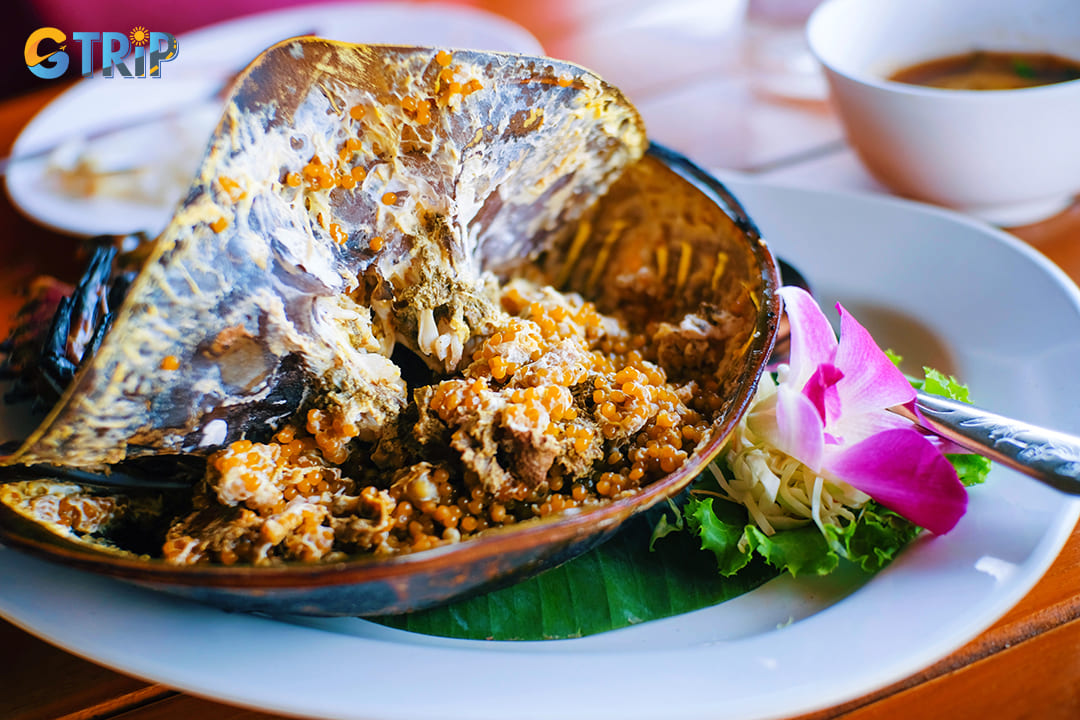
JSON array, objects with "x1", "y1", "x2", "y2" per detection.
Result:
[{"x1": 25, "y1": 27, "x2": 179, "y2": 79}]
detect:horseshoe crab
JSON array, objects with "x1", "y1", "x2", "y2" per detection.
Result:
[{"x1": 0, "y1": 39, "x2": 779, "y2": 615}]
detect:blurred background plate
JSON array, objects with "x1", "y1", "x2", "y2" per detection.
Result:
[{"x1": 3, "y1": 1, "x2": 543, "y2": 238}]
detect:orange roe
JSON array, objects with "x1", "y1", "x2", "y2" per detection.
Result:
[
  {"x1": 162, "y1": 277, "x2": 719, "y2": 566},
  {"x1": 330, "y1": 223, "x2": 347, "y2": 245},
  {"x1": 217, "y1": 176, "x2": 245, "y2": 202}
]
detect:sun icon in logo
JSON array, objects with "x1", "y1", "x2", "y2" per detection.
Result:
[{"x1": 129, "y1": 26, "x2": 150, "y2": 47}]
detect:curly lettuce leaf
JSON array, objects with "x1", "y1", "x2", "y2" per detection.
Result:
[
  {"x1": 947, "y1": 452, "x2": 992, "y2": 488},
  {"x1": 684, "y1": 496, "x2": 753, "y2": 576},
  {"x1": 824, "y1": 504, "x2": 921, "y2": 573},
  {"x1": 745, "y1": 523, "x2": 838, "y2": 576},
  {"x1": 920, "y1": 366, "x2": 971, "y2": 401},
  {"x1": 683, "y1": 494, "x2": 920, "y2": 578}
]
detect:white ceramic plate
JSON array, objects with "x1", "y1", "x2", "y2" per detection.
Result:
[
  {"x1": 4, "y1": 2, "x2": 542, "y2": 238},
  {"x1": 3, "y1": 180, "x2": 1080, "y2": 720}
]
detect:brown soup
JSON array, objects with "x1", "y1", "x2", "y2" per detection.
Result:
[{"x1": 889, "y1": 50, "x2": 1080, "y2": 90}]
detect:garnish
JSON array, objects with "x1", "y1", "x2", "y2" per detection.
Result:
[
  {"x1": 1012, "y1": 57, "x2": 1035, "y2": 78},
  {"x1": 658, "y1": 286, "x2": 988, "y2": 577}
]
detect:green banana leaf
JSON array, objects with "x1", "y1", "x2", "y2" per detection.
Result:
[{"x1": 375, "y1": 498, "x2": 778, "y2": 641}]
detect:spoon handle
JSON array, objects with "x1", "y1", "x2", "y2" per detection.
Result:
[{"x1": 891, "y1": 391, "x2": 1080, "y2": 495}]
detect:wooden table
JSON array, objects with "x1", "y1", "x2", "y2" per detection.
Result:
[{"x1": 3, "y1": 2, "x2": 1080, "y2": 719}]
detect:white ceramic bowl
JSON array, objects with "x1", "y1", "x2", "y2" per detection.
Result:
[{"x1": 807, "y1": 0, "x2": 1080, "y2": 225}]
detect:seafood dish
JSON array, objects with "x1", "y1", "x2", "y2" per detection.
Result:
[{"x1": 0, "y1": 40, "x2": 778, "y2": 613}]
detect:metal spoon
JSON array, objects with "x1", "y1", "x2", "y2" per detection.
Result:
[{"x1": 774, "y1": 259, "x2": 1080, "y2": 494}]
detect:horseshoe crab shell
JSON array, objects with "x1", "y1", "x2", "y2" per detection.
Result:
[
  {"x1": 0, "y1": 40, "x2": 780, "y2": 615},
  {"x1": 4, "y1": 39, "x2": 647, "y2": 469}
]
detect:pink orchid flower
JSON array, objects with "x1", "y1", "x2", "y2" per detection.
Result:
[{"x1": 746, "y1": 286, "x2": 967, "y2": 534}]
